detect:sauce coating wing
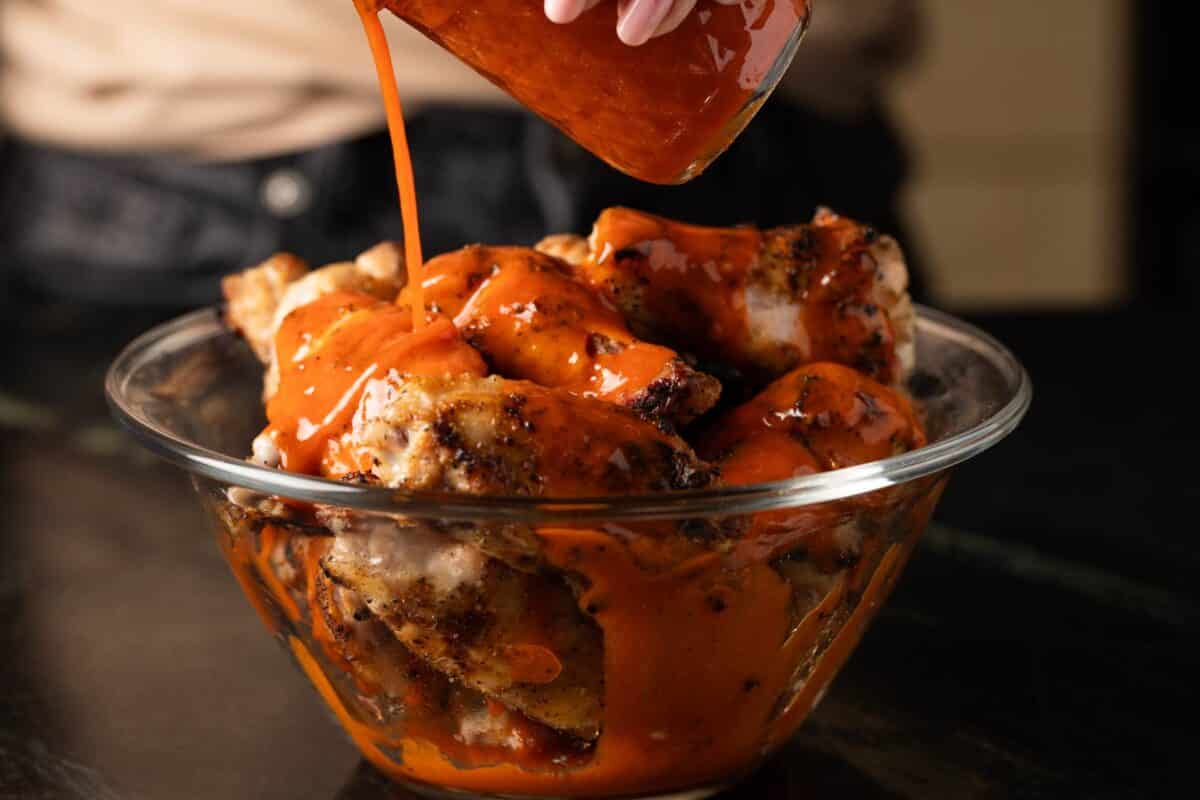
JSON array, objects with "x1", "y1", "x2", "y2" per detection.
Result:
[
  {"x1": 553, "y1": 207, "x2": 914, "y2": 385},
  {"x1": 322, "y1": 373, "x2": 718, "y2": 496},
  {"x1": 701, "y1": 362, "x2": 926, "y2": 482},
  {"x1": 401, "y1": 245, "x2": 721, "y2": 426},
  {"x1": 222, "y1": 243, "x2": 407, "y2": 398},
  {"x1": 257, "y1": 293, "x2": 487, "y2": 475},
  {"x1": 699, "y1": 362, "x2": 926, "y2": 569}
]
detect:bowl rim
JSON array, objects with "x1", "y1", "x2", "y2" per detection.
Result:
[{"x1": 106, "y1": 305, "x2": 1031, "y2": 522}]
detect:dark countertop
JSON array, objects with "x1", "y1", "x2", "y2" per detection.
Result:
[{"x1": 1, "y1": 302, "x2": 1194, "y2": 799}]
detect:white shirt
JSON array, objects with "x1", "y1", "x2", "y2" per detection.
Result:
[{"x1": 0, "y1": 0, "x2": 508, "y2": 160}]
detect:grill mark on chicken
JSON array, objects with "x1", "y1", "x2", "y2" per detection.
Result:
[{"x1": 324, "y1": 373, "x2": 720, "y2": 499}]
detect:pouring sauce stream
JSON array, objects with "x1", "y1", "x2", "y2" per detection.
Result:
[{"x1": 353, "y1": 1, "x2": 425, "y2": 327}]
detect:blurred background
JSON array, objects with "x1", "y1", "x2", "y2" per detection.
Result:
[
  {"x1": 898, "y1": 0, "x2": 1128, "y2": 309},
  {"x1": 1, "y1": 2, "x2": 1195, "y2": 799}
]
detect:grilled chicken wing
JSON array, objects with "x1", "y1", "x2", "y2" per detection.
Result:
[
  {"x1": 699, "y1": 362, "x2": 926, "y2": 569},
  {"x1": 309, "y1": 374, "x2": 716, "y2": 738},
  {"x1": 222, "y1": 243, "x2": 406, "y2": 397},
  {"x1": 700, "y1": 362, "x2": 925, "y2": 481},
  {"x1": 310, "y1": 563, "x2": 594, "y2": 763},
  {"x1": 400, "y1": 246, "x2": 721, "y2": 426},
  {"x1": 224, "y1": 504, "x2": 597, "y2": 758},
  {"x1": 545, "y1": 207, "x2": 914, "y2": 385},
  {"x1": 320, "y1": 509, "x2": 604, "y2": 740},
  {"x1": 323, "y1": 373, "x2": 718, "y2": 496},
  {"x1": 255, "y1": 291, "x2": 488, "y2": 474}
]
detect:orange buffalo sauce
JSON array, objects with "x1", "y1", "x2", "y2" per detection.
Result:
[
  {"x1": 354, "y1": 1, "x2": 425, "y2": 325},
  {"x1": 409, "y1": 246, "x2": 677, "y2": 406},
  {"x1": 263, "y1": 290, "x2": 485, "y2": 473}
]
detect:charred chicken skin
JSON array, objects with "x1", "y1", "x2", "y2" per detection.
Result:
[
  {"x1": 320, "y1": 508, "x2": 604, "y2": 740},
  {"x1": 540, "y1": 207, "x2": 915, "y2": 385},
  {"x1": 217, "y1": 208, "x2": 930, "y2": 781}
]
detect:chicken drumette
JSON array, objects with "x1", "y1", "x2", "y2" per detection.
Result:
[
  {"x1": 699, "y1": 362, "x2": 926, "y2": 571},
  {"x1": 700, "y1": 362, "x2": 925, "y2": 484}
]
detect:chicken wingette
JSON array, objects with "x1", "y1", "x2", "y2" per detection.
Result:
[{"x1": 539, "y1": 207, "x2": 915, "y2": 385}]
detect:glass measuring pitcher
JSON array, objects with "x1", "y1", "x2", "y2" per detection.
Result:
[{"x1": 379, "y1": 1, "x2": 812, "y2": 184}]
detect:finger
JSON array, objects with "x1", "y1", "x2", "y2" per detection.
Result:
[
  {"x1": 544, "y1": 0, "x2": 589, "y2": 24},
  {"x1": 616, "y1": 0, "x2": 674, "y2": 46},
  {"x1": 651, "y1": 0, "x2": 697, "y2": 39}
]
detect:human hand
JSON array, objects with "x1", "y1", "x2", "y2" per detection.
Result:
[{"x1": 544, "y1": 0, "x2": 739, "y2": 47}]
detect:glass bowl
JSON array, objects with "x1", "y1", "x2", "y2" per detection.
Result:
[{"x1": 106, "y1": 305, "x2": 1030, "y2": 800}]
